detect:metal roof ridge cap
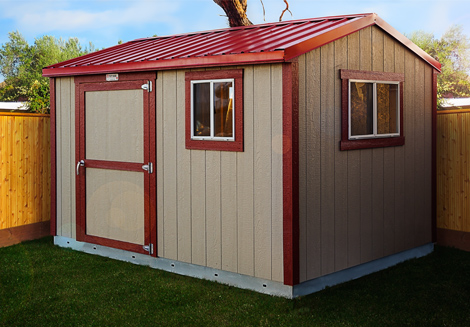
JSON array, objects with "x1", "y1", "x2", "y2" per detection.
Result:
[
  {"x1": 372, "y1": 14, "x2": 441, "y2": 71},
  {"x1": 134, "y1": 13, "x2": 373, "y2": 40}
]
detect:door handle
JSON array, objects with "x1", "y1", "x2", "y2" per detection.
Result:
[{"x1": 76, "y1": 160, "x2": 85, "y2": 175}]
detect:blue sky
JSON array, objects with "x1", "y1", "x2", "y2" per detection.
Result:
[{"x1": 0, "y1": 0, "x2": 470, "y2": 80}]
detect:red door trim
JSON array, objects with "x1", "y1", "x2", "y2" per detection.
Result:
[
  {"x1": 83, "y1": 159, "x2": 144, "y2": 172},
  {"x1": 75, "y1": 73, "x2": 156, "y2": 254}
]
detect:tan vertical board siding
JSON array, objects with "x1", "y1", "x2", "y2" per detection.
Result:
[
  {"x1": 359, "y1": 27, "x2": 374, "y2": 264},
  {"x1": 190, "y1": 149, "x2": 206, "y2": 266},
  {"x1": 436, "y1": 111, "x2": 470, "y2": 233},
  {"x1": 298, "y1": 53, "x2": 308, "y2": 282},
  {"x1": 424, "y1": 65, "x2": 433, "y2": 240},
  {"x1": 414, "y1": 59, "x2": 427, "y2": 245},
  {"x1": 253, "y1": 64, "x2": 273, "y2": 280},
  {"x1": 155, "y1": 64, "x2": 283, "y2": 281},
  {"x1": 237, "y1": 65, "x2": 255, "y2": 276},
  {"x1": 346, "y1": 31, "x2": 362, "y2": 268},
  {"x1": 162, "y1": 71, "x2": 178, "y2": 260},
  {"x1": 176, "y1": 70, "x2": 192, "y2": 263},
  {"x1": 298, "y1": 26, "x2": 433, "y2": 282},
  {"x1": 404, "y1": 50, "x2": 416, "y2": 249},
  {"x1": 206, "y1": 150, "x2": 222, "y2": 269},
  {"x1": 394, "y1": 44, "x2": 406, "y2": 253},
  {"x1": 271, "y1": 64, "x2": 284, "y2": 283},
  {"x1": 56, "y1": 77, "x2": 76, "y2": 238},
  {"x1": 305, "y1": 48, "x2": 322, "y2": 280},
  {"x1": 221, "y1": 151, "x2": 237, "y2": 272},
  {"x1": 371, "y1": 27, "x2": 385, "y2": 260},
  {"x1": 320, "y1": 42, "x2": 336, "y2": 276},
  {"x1": 383, "y1": 34, "x2": 396, "y2": 257},
  {"x1": 334, "y1": 36, "x2": 349, "y2": 271}
]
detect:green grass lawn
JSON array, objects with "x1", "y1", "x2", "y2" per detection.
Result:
[{"x1": 1, "y1": 237, "x2": 469, "y2": 326}]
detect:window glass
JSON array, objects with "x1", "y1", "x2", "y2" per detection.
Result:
[
  {"x1": 193, "y1": 82, "x2": 211, "y2": 137},
  {"x1": 350, "y1": 82, "x2": 373, "y2": 136},
  {"x1": 377, "y1": 83, "x2": 398, "y2": 134},
  {"x1": 213, "y1": 81, "x2": 234, "y2": 138}
]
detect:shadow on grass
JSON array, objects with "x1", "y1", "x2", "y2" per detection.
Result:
[{"x1": 1, "y1": 238, "x2": 469, "y2": 326}]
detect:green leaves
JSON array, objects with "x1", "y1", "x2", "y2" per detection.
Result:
[
  {"x1": 0, "y1": 31, "x2": 96, "y2": 113},
  {"x1": 407, "y1": 25, "x2": 470, "y2": 109}
]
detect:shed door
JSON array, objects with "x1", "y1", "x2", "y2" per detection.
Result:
[{"x1": 75, "y1": 78, "x2": 156, "y2": 255}]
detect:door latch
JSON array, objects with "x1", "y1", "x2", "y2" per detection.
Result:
[
  {"x1": 141, "y1": 81, "x2": 152, "y2": 92},
  {"x1": 76, "y1": 160, "x2": 85, "y2": 175},
  {"x1": 143, "y1": 243, "x2": 153, "y2": 254},
  {"x1": 142, "y1": 162, "x2": 153, "y2": 174}
]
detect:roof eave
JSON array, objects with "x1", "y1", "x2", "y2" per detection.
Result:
[
  {"x1": 373, "y1": 15, "x2": 441, "y2": 72},
  {"x1": 42, "y1": 51, "x2": 286, "y2": 77},
  {"x1": 283, "y1": 14, "x2": 376, "y2": 61},
  {"x1": 284, "y1": 13, "x2": 441, "y2": 72}
]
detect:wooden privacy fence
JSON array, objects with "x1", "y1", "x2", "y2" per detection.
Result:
[
  {"x1": 0, "y1": 112, "x2": 50, "y2": 243},
  {"x1": 437, "y1": 109, "x2": 470, "y2": 250}
]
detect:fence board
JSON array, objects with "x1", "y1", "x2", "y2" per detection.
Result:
[
  {"x1": 437, "y1": 110, "x2": 470, "y2": 233},
  {"x1": 0, "y1": 113, "x2": 50, "y2": 230}
]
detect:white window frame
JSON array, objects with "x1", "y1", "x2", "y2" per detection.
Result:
[
  {"x1": 190, "y1": 78, "x2": 235, "y2": 142},
  {"x1": 348, "y1": 79, "x2": 400, "y2": 140}
]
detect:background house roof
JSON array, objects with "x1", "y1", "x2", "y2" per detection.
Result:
[
  {"x1": 42, "y1": 13, "x2": 441, "y2": 77},
  {"x1": 0, "y1": 102, "x2": 26, "y2": 111}
]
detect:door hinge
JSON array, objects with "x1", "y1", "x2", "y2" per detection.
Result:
[
  {"x1": 142, "y1": 162, "x2": 153, "y2": 174},
  {"x1": 141, "y1": 81, "x2": 152, "y2": 92},
  {"x1": 143, "y1": 243, "x2": 153, "y2": 254}
]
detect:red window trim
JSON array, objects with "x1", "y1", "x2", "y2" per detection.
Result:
[
  {"x1": 340, "y1": 69, "x2": 405, "y2": 151},
  {"x1": 185, "y1": 69, "x2": 244, "y2": 152}
]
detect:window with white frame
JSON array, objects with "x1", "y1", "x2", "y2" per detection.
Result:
[
  {"x1": 191, "y1": 79, "x2": 235, "y2": 141},
  {"x1": 340, "y1": 69, "x2": 405, "y2": 151},
  {"x1": 349, "y1": 80, "x2": 400, "y2": 139},
  {"x1": 185, "y1": 69, "x2": 244, "y2": 152}
]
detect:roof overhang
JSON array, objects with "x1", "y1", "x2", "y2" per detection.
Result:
[
  {"x1": 42, "y1": 13, "x2": 441, "y2": 78},
  {"x1": 283, "y1": 13, "x2": 441, "y2": 71},
  {"x1": 42, "y1": 51, "x2": 285, "y2": 77}
]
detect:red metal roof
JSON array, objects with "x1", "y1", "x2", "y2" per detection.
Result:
[{"x1": 43, "y1": 13, "x2": 440, "y2": 77}]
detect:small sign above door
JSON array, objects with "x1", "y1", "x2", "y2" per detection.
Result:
[{"x1": 106, "y1": 74, "x2": 119, "y2": 81}]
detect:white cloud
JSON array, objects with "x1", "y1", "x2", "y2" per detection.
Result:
[{"x1": 1, "y1": 0, "x2": 182, "y2": 36}]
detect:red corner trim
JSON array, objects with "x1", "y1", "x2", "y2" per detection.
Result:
[
  {"x1": 282, "y1": 61, "x2": 300, "y2": 286},
  {"x1": 432, "y1": 70, "x2": 438, "y2": 243},
  {"x1": 50, "y1": 77, "x2": 57, "y2": 236}
]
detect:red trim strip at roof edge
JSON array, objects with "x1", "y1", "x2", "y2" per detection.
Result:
[
  {"x1": 284, "y1": 13, "x2": 441, "y2": 72},
  {"x1": 373, "y1": 14, "x2": 441, "y2": 72},
  {"x1": 42, "y1": 51, "x2": 285, "y2": 77},
  {"x1": 42, "y1": 13, "x2": 441, "y2": 77}
]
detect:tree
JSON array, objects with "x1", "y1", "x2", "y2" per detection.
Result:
[
  {"x1": 407, "y1": 25, "x2": 470, "y2": 108},
  {"x1": 0, "y1": 31, "x2": 95, "y2": 113},
  {"x1": 213, "y1": 0, "x2": 291, "y2": 27}
]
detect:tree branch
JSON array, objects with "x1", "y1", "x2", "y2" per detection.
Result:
[
  {"x1": 279, "y1": 0, "x2": 292, "y2": 22},
  {"x1": 213, "y1": 0, "x2": 253, "y2": 27}
]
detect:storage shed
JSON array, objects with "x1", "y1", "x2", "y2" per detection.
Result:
[{"x1": 43, "y1": 13, "x2": 440, "y2": 297}]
